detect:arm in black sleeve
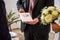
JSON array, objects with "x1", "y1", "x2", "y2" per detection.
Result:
[{"x1": 16, "y1": 0, "x2": 23, "y2": 11}]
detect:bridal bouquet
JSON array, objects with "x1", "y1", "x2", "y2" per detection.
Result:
[{"x1": 40, "y1": 6, "x2": 60, "y2": 25}]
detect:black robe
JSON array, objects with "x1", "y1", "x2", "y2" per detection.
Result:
[{"x1": 0, "y1": 0, "x2": 11, "y2": 40}]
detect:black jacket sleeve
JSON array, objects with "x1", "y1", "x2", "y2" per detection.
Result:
[{"x1": 16, "y1": 0, "x2": 23, "y2": 11}]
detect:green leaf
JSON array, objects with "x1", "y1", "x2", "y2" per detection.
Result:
[
  {"x1": 7, "y1": 10, "x2": 21, "y2": 29},
  {"x1": 11, "y1": 17, "x2": 19, "y2": 21},
  {"x1": 7, "y1": 10, "x2": 15, "y2": 20}
]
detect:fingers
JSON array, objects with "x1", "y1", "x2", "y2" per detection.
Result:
[
  {"x1": 19, "y1": 9, "x2": 25, "y2": 13},
  {"x1": 18, "y1": 9, "x2": 25, "y2": 16},
  {"x1": 32, "y1": 18, "x2": 39, "y2": 25},
  {"x1": 24, "y1": 18, "x2": 39, "y2": 25},
  {"x1": 24, "y1": 21, "x2": 34, "y2": 25}
]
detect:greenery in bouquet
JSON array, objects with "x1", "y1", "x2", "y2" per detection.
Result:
[
  {"x1": 7, "y1": 10, "x2": 20, "y2": 31},
  {"x1": 40, "y1": 6, "x2": 60, "y2": 25}
]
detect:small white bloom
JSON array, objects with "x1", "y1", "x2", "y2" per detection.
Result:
[
  {"x1": 48, "y1": 6, "x2": 56, "y2": 11},
  {"x1": 41, "y1": 15, "x2": 45, "y2": 20},
  {"x1": 42, "y1": 9, "x2": 49, "y2": 15}
]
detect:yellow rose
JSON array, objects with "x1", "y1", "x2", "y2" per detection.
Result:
[
  {"x1": 52, "y1": 11, "x2": 58, "y2": 17},
  {"x1": 45, "y1": 14, "x2": 53, "y2": 23},
  {"x1": 48, "y1": 6, "x2": 56, "y2": 11}
]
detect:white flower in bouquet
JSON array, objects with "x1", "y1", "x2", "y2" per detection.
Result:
[
  {"x1": 40, "y1": 6, "x2": 60, "y2": 25},
  {"x1": 42, "y1": 9, "x2": 49, "y2": 15},
  {"x1": 41, "y1": 15, "x2": 46, "y2": 24},
  {"x1": 41, "y1": 15, "x2": 44, "y2": 20}
]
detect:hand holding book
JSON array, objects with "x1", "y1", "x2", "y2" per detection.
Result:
[{"x1": 19, "y1": 13, "x2": 39, "y2": 25}]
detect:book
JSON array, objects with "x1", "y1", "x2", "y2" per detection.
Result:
[{"x1": 19, "y1": 13, "x2": 33, "y2": 22}]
